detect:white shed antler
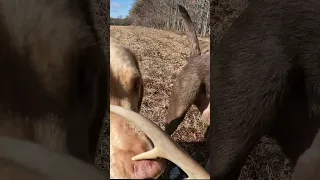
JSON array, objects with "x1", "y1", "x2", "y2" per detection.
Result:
[{"x1": 110, "y1": 105, "x2": 209, "y2": 179}]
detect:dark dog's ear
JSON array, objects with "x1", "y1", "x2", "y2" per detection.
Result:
[{"x1": 178, "y1": 4, "x2": 201, "y2": 59}]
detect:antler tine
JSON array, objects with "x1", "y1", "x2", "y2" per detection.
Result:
[{"x1": 110, "y1": 105, "x2": 210, "y2": 179}]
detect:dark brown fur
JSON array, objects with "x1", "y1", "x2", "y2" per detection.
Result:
[
  {"x1": 0, "y1": 0, "x2": 108, "y2": 166},
  {"x1": 210, "y1": 0, "x2": 320, "y2": 179},
  {"x1": 165, "y1": 4, "x2": 210, "y2": 135}
]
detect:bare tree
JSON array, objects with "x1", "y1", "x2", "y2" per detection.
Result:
[{"x1": 128, "y1": 0, "x2": 210, "y2": 37}]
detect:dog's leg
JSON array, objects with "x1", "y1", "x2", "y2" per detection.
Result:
[
  {"x1": 269, "y1": 78, "x2": 320, "y2": 166},
  {"x1": 210, "y1": 86, "x2": 282, "y2": 179},
  {"x1": 209, "y1": 57, "x2": 290, "y2": 179}
]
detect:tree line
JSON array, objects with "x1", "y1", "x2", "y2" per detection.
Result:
[
  {"x1": 110, "y1": 16, "x2": 130, "y2": 26},
  {"x1": 129, "y1": 0, "x2": 210, "y2": 37},
  {"x1": 110, "y1": 0, "x2": 252, "y2": 40},
  {"x1": 110, "y1": 0, "x2": 210, "y2": 37}
]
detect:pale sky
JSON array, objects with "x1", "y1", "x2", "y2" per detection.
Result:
[{"x1": 110, "y1": 0, "x2": 134, "y2": 18}]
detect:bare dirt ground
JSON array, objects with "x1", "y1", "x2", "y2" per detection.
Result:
[{"x1": 105, "y1": 25, "x2": 293, "y2": 179}]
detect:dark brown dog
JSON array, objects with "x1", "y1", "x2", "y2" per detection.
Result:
[
  {"x1": 165, "y1": 4, "x2": 210, "y2": 136},
  {"x1": 209, "y1": 0, "x2": 320, "y2": 179},
  {"x1": 0, "y1": 0, "x2": 108, "y2": 172}
]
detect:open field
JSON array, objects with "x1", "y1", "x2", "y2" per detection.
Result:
[{"x1": 104, "y1": 25, "x2": 293, "y2": 179}]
